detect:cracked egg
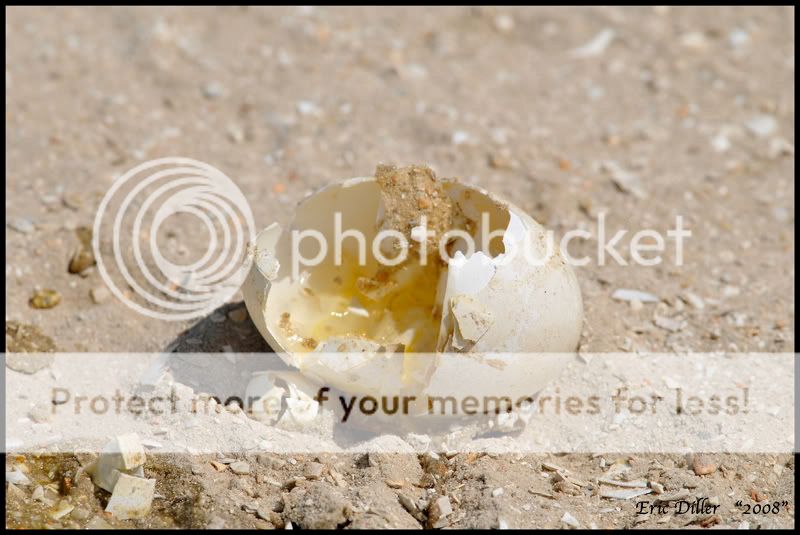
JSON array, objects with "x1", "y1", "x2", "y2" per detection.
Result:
[{"x1": 242, "y1": 165, "x2": 583, "y2": 406}]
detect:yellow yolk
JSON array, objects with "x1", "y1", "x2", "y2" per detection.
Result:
[{"x1": 296, "y1": 253, "x2": 443, "y2": 354}]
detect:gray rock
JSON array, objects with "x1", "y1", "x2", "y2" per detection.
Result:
[
  {"x1": 303, "y1": 462, "x2": 325, "y2": 480},
  {"x1": 283, "y1": 482, "x2": 351, "y2": 529},
  {"x1": 229, "y1": 461, "x2": 251, "y2": 475}
]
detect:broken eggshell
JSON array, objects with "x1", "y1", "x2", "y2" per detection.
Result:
[
  {"x1": 245, "y1": 370, "x2": 322, "y2": 425},
  {"x1": 242, "y1": 175, "x2": 583, "y2": 407},
  {"x1": 86, "y1": 432, "x2": 146, "y2": 493}
]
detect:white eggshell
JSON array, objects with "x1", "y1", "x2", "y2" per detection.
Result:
[
  {"x1": 242, "y1": 176, "x2": 583, "y2": 403},
  {"x1": 245, "y1": 372, "x2": 287, "y2": 422},
  {"x1": 87, "y1": 433, "x2": 147, "y2": 492}
]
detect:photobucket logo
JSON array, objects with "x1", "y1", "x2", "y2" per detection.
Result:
[
  {"x1": 288, "y1": 212, "x2": 691, "y2": 279},
  {"x1": 93, "y1": 158, "x2": 255, "y2": 321}
]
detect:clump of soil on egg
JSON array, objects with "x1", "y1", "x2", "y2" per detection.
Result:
[{"x1": 374, "y1": 164, "x2": 468, "y2": 260}]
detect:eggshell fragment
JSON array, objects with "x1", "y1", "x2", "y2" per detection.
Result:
[
  {"x1": 105, "y1": 473, "x2": 156, "y2": 520},
  {"x1": 87, "y1": 433, "x2": 146, "y2": 492},
  {"x1": 245, "y1": 373, "x2": 288, "y2": 423},
  {"x1": 448, "y1": 294, "x2": 494, "y2": 350}
]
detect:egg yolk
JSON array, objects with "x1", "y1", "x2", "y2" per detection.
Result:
[{"x1": 286, "y1": 252, "x2": 444, "y2": 354}]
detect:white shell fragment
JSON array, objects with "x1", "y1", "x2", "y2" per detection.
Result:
[
  {"x1": 50, "y1": 501, "x2": 75, "y2": 520},
  {"x1": 611, "y1": 288, "x2": 659, "y2": 303},
  {"x1": 600, "y1": 161, "x2": 646, "y2": 199},
  {"x1": 283, "y1": 380, "x2": 320, "y2": 424},
  {"x1": 242, "y1": 169, "x2": 584, "y2": 413},
  {"x1": 256, "y1": 250, "x2": 281, "y2": 281},
  {"x1": 87, "y1": 433, "x2": 146, "y2": 492},
  {"x1": 600, "y1": 487, "x2": 653, "y2": 500},
  {"x1": 245, "y1": 372, "x2": 288, "y2": 423},
  {"x1": 6, "y1": 469, "x2": 31, "y2": 486},
  {"x1": 105, "y1": 473, "x2": 156, "y2": 520},
  {"x1": 570, "y1": 28, "x2": 616, "y2": 58},
  {"x1": 745, "y1": 115, "x2": 777, "y2": 138},
  {"x1": 447, "y1": 294, "x2": 494, "y2": 351}
]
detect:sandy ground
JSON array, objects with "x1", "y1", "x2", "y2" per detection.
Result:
[{"x1": 5, "y1": 5, "x2": 795, "y2": 529}]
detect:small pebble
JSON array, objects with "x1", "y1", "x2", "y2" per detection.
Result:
[
  {"x1": 40, "y1": 194, "x2": 60, "y2": 207},
  {"x1": 399, "y1": 493, "x2": 425, "y2": 522},
  {"x1": 71, "y1": 507, "x2": 91, "y2": 521},
  {"x1": 31, "y1": 485, "x2": 45, "y2": 501},
  {"x1": 745, "y1": 115, "x2": 777, "y2": 138},
  {"x1": 303, "y1": 462, "x2": 324, "y2": 480},
  {"x1": 571, "y1": 28, "x2": 615, "y2": 58},
  {"x1": 541, "y1": 462, "x2": 564, "y2": 472},
  {"x1": 680, "y1": 31, "x2": 709, "y2": 50},
  {"x1": 612, "y1": 288, "x2": 659, "y2": 303},
  {"x1": 711, "y1": 132, "x2": 731, "y2": 152},
  {"x1": 203, "y1": 82, "x2": 225, "y2": 99},
  {"x1": 210, "y1": 460, "x2": 227, "y2": 472},
  {"x1": 62, "y1": 192, "x2": 83, "y2": 210},
  {"x1": 601, "y1": 161, "x2": 646, "y2": 199},
  {"x1": 105, "y1": 474, "x2": 156, "y2": 520},
  {"x1": 30, "y1": 289, "x2": 62, "y2": 309},
  {"x1": 90, "y1": 286, "x2": 110, "y2": 304},
  {"x1": 8, "y1": 217, "x2": 35, "y2": 234},
  {"x1": 50, "y1": 500, "x2": 75, "y2": 520},
  {"x1": 229, "y1": 461, "x2": 251, "y2": 475},
  {"x1": 692, "y1": 455, "x2": 717, "y2": 476},
  {"x1": 227, "y1": 124, "x2": 245, "y2": 144},
  {"x1": 6, "y1": 470, "x2": 31, "y2": 485},
  {"x1": 681, "y1": 291, "x2": 705, "y2": 310},
  {"x1": 722, "y1": 285, "x2": 741, "y2": 298},
  {"x1": 451, "y1": 130, "x2": 470, "y2": 146},
  {"x1": 427, "y1": 495, "x2": 453, "y2": 528},
  {"x1": 488, "y1": 152, "x2": 513, "y2": 169},
  {"x1": 768, "y1": 137, "x2": 794, "y2": 159},
  {"x1": 653, "y1": 315, "x2": 685, "y2": 332},
  {"x1": 228, "y1": 307, "x2": 249, "y2": 323},
  {"x1": 561, "y1": 511, "x2": 580, "y2": 528},
  {"x1": 28, "y1": 404, "x2": 51, "y2": 423},
  {"x1": 729, "y1": 29, "x2": 749, "y2": 48},
  {"x1": 494, "y1": 14, "x2": 515, "y2": 33},
  {"x1": 69, "y1": 249, "x2": 95, "y2": 274},
  {"x1": 296, "y1": 100, "x2": 321, "y2": 116},
  {"x1": 6, "y1": 482, "x2": 26, "y2": 501},
  {"x1": 86, "y1": 517, "x2": 112, "y2": 529}
]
